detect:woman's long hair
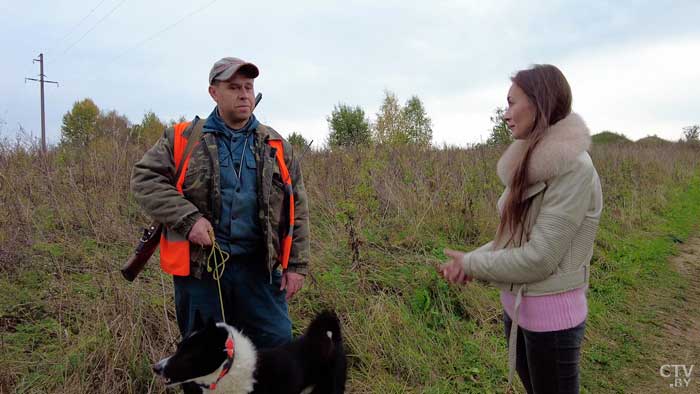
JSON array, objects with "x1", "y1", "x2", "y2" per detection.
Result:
[{"x1": 496, "y1": 64, "x2": 572, "y2": 245}]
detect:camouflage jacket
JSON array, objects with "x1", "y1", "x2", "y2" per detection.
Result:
[{"x1": 130, "y1": 118, "x2": 310, "y2": 279}]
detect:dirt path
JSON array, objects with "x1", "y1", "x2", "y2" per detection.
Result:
[{"x1": 632, "y1": 236, "x2": 700, "y2": 392}]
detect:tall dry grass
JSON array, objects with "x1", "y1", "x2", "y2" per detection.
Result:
[{"x1": 1, "y1": 131, "x2": 699, "y2": 393}]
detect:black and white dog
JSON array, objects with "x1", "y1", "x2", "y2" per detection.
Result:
[{"x1": 153, "y1": 310, "x2": 347, "y2": 394}]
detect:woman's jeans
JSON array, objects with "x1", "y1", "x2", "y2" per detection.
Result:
[{"x1": 504, "y1": 312, "x2": 586, "y2": 394}]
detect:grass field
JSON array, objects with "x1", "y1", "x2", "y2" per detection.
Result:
[{"x1": 1, "y1": 133, "x2": 699, "y2": 393}]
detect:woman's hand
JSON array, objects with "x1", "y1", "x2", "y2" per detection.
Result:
[{"x1": 440, "y1": 248, "x2": 473, "y2": 285}]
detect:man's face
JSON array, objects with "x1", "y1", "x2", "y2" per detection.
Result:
[{"x1": 208, "y1": 72, "x2": 255, "y2": 128}]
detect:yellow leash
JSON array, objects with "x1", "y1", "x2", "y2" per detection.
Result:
[{"x1": 206, "y1": 229, "x2": 230, "y2": 322}]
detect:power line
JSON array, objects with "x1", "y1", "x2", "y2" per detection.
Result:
[
  {"x1": 111, "y1": 0, "x2": 219, "y2": 63},
  {"x1": 47, "y1": 0, "x2": 110, "y2": 55},
  {"x1": 61, "y1": 0, "x2": 129, "y2": 56}
]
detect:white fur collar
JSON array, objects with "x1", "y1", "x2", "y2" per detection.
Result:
[{"x1": 496, "y1": 112, "x2": 591, "y2": 186}]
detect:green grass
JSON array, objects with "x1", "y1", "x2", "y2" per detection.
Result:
[
  {"x1": 580, "y1": 177, "x2": 700, "y2": 392},
  {"x1": 1, "y1": 140, "x2": 699, "y2": 393},
  {"x1": 328, "y1": 176, "x2": 700, "y2": 393}
]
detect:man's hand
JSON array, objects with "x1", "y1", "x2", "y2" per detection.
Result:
[
  {"x1": 188, "y1": 217, "x2": 213, "y2": 247},
  {"x1": 439, "y1": 248, "x2": 473, "y2": 285},
  {"x1": 280, "y1": 272, "x2": 304, "y2": 301}
]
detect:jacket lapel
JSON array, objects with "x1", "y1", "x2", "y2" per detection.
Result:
[{"x1": 523, "y1": 181, "x2": 547, "y2": 201}]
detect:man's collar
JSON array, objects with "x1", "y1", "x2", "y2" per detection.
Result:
[{"x1": 203, "y1": 107, "x2": 258, "y2": 135}]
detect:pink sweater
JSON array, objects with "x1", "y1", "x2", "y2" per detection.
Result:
[{"x1": 500, "y1": 287, "x2": 588, "y2": 332}]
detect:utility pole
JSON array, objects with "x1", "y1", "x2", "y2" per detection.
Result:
[{"x1": 25, "y1": 53, "x2": 59, "y2": 154}]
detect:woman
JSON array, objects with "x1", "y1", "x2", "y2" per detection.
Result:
[{"x1": 440, "y1": 64, "x2": 603, "y2": 394}]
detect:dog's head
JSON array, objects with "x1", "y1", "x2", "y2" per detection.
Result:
[{"x1": 153, "y1": 317, "x2": 234, "y2": 389}]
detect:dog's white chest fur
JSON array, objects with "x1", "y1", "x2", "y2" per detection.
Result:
[{"x1": 201, "y1": 329, "x2": 257, "y2": 393}]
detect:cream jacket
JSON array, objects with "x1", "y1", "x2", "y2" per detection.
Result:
[{"x1": 460, "y1": 113, "x2": 603, "y2": 383}]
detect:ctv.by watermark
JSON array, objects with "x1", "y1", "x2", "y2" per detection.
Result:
[{"x1": 660, "y1": 364, "x2": 695, "y2": 389}]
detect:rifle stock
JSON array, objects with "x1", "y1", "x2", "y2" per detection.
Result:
[{"x1": 120, "y1": 223, "x2": 161, "y2": 281}]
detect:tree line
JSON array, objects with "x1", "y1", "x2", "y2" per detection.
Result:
[
  {"x1": 60, "y1": 98, "x2": 171, "y2": 147},
  {"x1": 59, "y1": 98, "x2": 699, "y2": 149},
  {"x1": 60, "y1": 92, "x2": 435, "y2": 150}
]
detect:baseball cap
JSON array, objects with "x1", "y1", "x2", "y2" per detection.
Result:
[{"x1": 208, "y1": 57, "x2": 259, "y2": 85}]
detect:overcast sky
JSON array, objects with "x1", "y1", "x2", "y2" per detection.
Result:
[{"x1": 2, "y1": 0, "x2": 699, "y2": 147}]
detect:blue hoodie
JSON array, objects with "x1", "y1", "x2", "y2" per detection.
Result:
[{"x1": 203, "y1": 108, "x2": 263, "y2": 256}]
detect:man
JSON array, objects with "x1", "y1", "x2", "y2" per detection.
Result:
[{"x1": 131, "y1": 57, "x2": 309, "y2": 351}]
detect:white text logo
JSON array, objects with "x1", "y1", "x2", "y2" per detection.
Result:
[{"x1": 660, "y1": 364, "x2": 694, "y2": 389}]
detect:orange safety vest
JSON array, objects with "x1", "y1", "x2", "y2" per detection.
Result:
[{"x1": 160, "y1": 120, "x2": 295, "y2": 276}]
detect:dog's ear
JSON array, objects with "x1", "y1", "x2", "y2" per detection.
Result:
[{"x1": 193, "y1": 310, "x2": 205, "y2": 331}]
